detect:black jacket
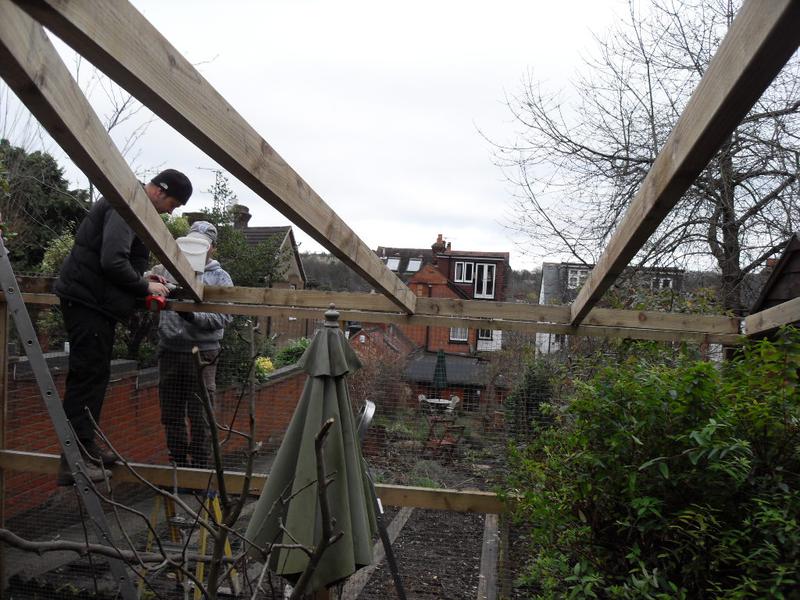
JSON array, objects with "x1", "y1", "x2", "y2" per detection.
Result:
[{"x1": 55, "y1": 198, "x2": 150, "y2": 322}]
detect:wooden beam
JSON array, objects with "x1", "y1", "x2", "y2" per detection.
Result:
[
  {"x1": 477, "y1": 513, "x2": 500, "y2": 600},
  {"x1": 12, "y1": 294, "x2": 740, "y2": 343},
  {"x1": 18, "y1": 0, "x2": 416, "y2": 314},
  {"x1": 7, "y1": 278, "x2": 743, "y2": 344},
  {"x1": 0, "y1": 302, "x2": 8, "y2": 590},
  {"x1": 570, "y1": 0, "x2": 800, "y2": 326},
  {"x1": 200, "y1": 286, "x2": 739, "y2": 335},
  {"x1": 189, "y1": 303, "x2": 742, "y2": 344},
  {"x1": 203, "y1": 285, "x2": 400, "y2": 313},
  {"x1": 0, "y1": 450, "x2": 504, "y2": 513},
  {"x1": 0, "y1": 1, "x2": 202, "y2": 300},
  {"x1": 745, "y1": 296, "x2": 800, "y2": 337}
]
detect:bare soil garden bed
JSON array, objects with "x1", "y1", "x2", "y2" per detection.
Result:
[{"x1": 357, "y1": 508, "x2": 486, "y2": 599}]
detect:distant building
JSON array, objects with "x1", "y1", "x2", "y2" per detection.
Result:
[
  {"x1": 376, "y1": 233, "x2": 511, "y2": 353},
  {"x1": 404, "y1": 351, "x2": 509, "y2": 412},
  {"x1": 232, "y1": 205, "x2": 310, "y2": 346},
  {"x1": 536, "y1": 261, "x2": 685, "y2": 354},
  {"x1": 749, "y1": 233, "x2": 800, "y2": 335}
]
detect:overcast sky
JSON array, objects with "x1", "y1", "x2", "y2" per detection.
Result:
[{"x1": 10, "y1": 0, "x2": 627, "y2": 270}]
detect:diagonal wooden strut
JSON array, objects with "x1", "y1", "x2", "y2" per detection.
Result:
[
  {"x1": 17, "y1": 0, "x2": 416, "y2": 314},
  {"x1": 570, "y1": 0, "x2": 800, "y2": 326},
  {"x1": 0, "y1": 0, "x2": 202, "y2": 301}
]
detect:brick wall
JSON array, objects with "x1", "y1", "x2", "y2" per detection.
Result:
[
  {"x1": 3, "y1": 361, "x2": 306, "y2": 520},
  {"x1": 401, "y1": 266, "x2": 480, "y2": 354}
]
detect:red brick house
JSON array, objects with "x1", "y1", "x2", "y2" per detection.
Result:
[{"x1": 376, "y1": 234, "x2": 510, "y2": 354}]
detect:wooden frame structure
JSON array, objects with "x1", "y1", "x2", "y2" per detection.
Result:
[
  {"x1": 0, "y1": 0, "x2": 796, "y2": 337},
  {"x1": 570, "y1": 0, "x2": 800, "y2": 326},
  {"x1": 0, "y1": 0, "x2": 799, "y2": 587}
]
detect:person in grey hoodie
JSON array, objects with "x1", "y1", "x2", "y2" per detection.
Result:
[{"x1": 153, "y1": 220, "x2": 233, "y2": 469}]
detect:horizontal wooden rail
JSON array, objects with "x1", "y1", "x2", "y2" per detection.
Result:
[
  {"x1": 16, "y1": 0, "x2": 415, "y2": 314},
  {"x1": 7, "y1": 290, "x2": 743, "y2": 346},
  {"x1": 745, "y1": 296, "x2": 800, "y2": 337},
  {"x1": 6, "y1": 277, "x2": 744, "y2": 344},
  {"x1": 0, "y1": 450, "x2": 505, "y2": 514}
]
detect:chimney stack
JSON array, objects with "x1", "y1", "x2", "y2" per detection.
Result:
[
  {"x1": 232, "y1": 204, "x2": 252, "y2": 230},
  {"x1": 431, "y1": 233, "x2": 446, "y2": 253}
]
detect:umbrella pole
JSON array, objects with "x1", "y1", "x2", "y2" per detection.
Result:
[
  {"x1": 357, "y1": 401, "x2": 407, "y2": 600},
  {"x1": 364, "y1": 466, "x2": 408, "y2": 600}
]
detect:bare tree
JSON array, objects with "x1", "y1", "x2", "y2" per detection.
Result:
[
  {"x1": 496, "y1": 0, "x2": 800, "y2": 314},
  {"x1": 72, "y1": 57, "x2": 157, "y2": 201}
]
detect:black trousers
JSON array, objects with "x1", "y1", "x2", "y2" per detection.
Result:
[
  {"x1": 158, "y1": 349, "x2": 218, "y2": 468},
  {"x1": 61, "y1": 300, "x2": 117, "y2": 443}
]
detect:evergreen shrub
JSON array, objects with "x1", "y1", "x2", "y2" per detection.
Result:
[{"x1": 505, "y1": 328, "x2": 800, "y2": 598}]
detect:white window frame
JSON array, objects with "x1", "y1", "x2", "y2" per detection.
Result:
[
  {"x1": 474, "y1": 263, "x2": 496, "y2": 299},
  {"x1": 454, "y1": 261, "x2": 474, "y2": 283},
  {"x1": 449, "y1": 327, "x2": 469, "y2": 342},
  {"x1": 567, "y1": 268, "x2": 589, "y2": 290},
  {"x1": 386, "y1": 257, "x2": 400, "y2": 271},
  {"x1": 651, "y1": 277, "x2": 673, "y2": 290},
  {"x1": 477, "y1": 328, "x2": 493, "y2": 340},
  {"x1": 407, "y1": 258, "x2": 422, "y2": 272}
]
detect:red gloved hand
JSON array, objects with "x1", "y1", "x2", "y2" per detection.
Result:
[{"x1": 145, "y1": 294, "x2": 167, "y2": 312}]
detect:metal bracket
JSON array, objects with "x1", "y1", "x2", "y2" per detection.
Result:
[{"x1": 0, "y1": 236, "x2": 138, "y2": 600}]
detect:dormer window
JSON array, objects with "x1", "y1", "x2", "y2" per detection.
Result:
[
  {"x1": 454, "y1": 261, "x2": 474, "y2": 283},
  {"x1": 474, "y1": 263, "x2": 496, "y2": 299},
  {"x1": 386, "y1": 257, "x2": 400, "y2": 271},
  {"x1": 407, "y1": 258, "x2": 422, "y2": 272}
]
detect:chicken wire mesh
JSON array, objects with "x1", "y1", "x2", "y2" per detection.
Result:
[{"x1": 1, "y1": 300, "x2": 710, "y2": 598}]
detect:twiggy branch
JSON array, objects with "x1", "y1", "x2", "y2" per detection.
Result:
[{"x1": 192, "y1": 346, "x2": 230, "y2": 509}]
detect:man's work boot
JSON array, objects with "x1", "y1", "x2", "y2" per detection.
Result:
[
  {"x1": 57, "y1": 454, "x2": 111, "y2": 486},
  {"x1": 82, "y1": 439, "x2": 119, "y2": 467}
]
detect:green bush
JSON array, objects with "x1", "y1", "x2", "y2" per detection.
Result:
[
  {"x1": 505, "y1": 358, "x2": 556, "y2": 440},
  {"x1": 275, "y1": 337, "x2": 310, "y2": 368},
  {"x1": 505, "y1": 328, "x2": 800, "y2": 598},
  {"x1": 39, "y1": 231, "x2": 74, "y2": 275},
  {"x1": 216, "y1": 316, "x2": 274, "y2": 387}
]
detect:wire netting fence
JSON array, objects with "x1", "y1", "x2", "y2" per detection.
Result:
[{"x1": 1, "y1": 300, "x2": 720, "y2": 598}]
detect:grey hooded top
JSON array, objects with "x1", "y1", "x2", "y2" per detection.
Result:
[{"x1": 153, "y1": 259, "x2": 233, "y2": 352}]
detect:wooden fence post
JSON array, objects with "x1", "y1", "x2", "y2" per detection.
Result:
[{"x1": 0, "y1": 300, "x2": 8, "y2": 590}]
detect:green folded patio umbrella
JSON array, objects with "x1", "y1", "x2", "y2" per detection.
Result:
[
  {"x1": 432, "y1": 349, "x2": 448, "y2": 394},
  {"x1": 245, "y1": 306, "x2": 375, "y2": 592}
]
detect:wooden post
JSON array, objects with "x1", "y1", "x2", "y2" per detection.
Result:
[{"x1": 0, "y1": 301, "x2": 8, "y2": 590}]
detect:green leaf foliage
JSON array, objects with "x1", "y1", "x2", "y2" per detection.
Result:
[
  {"x1": 505, "y1": 328, "x2": 800, "y2": 598},
  {"x1": 197, "y1": 171, "x2": 288, "y2": 287},
  {"x1": 0, "y1": 139, "x2": 88, "y2": 271},
  {"x1": 274, "y1": 337, "x2": 310, "y2": 368}
]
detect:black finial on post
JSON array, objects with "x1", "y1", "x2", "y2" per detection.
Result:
[{"x1": 324, "y1": 303, "x2": 340, "y2": 327}]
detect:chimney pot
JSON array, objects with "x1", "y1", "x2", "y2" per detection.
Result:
[
  {"x1": 432, "y1": 233, "x2": 446, "y2": 253},
  {"x1": 232, "y1": 204, "x2": 252, "y2": 229}
]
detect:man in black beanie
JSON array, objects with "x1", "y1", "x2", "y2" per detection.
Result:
[{"x1": 54, "y1": 169, "x2": 193, "y2": 485}]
